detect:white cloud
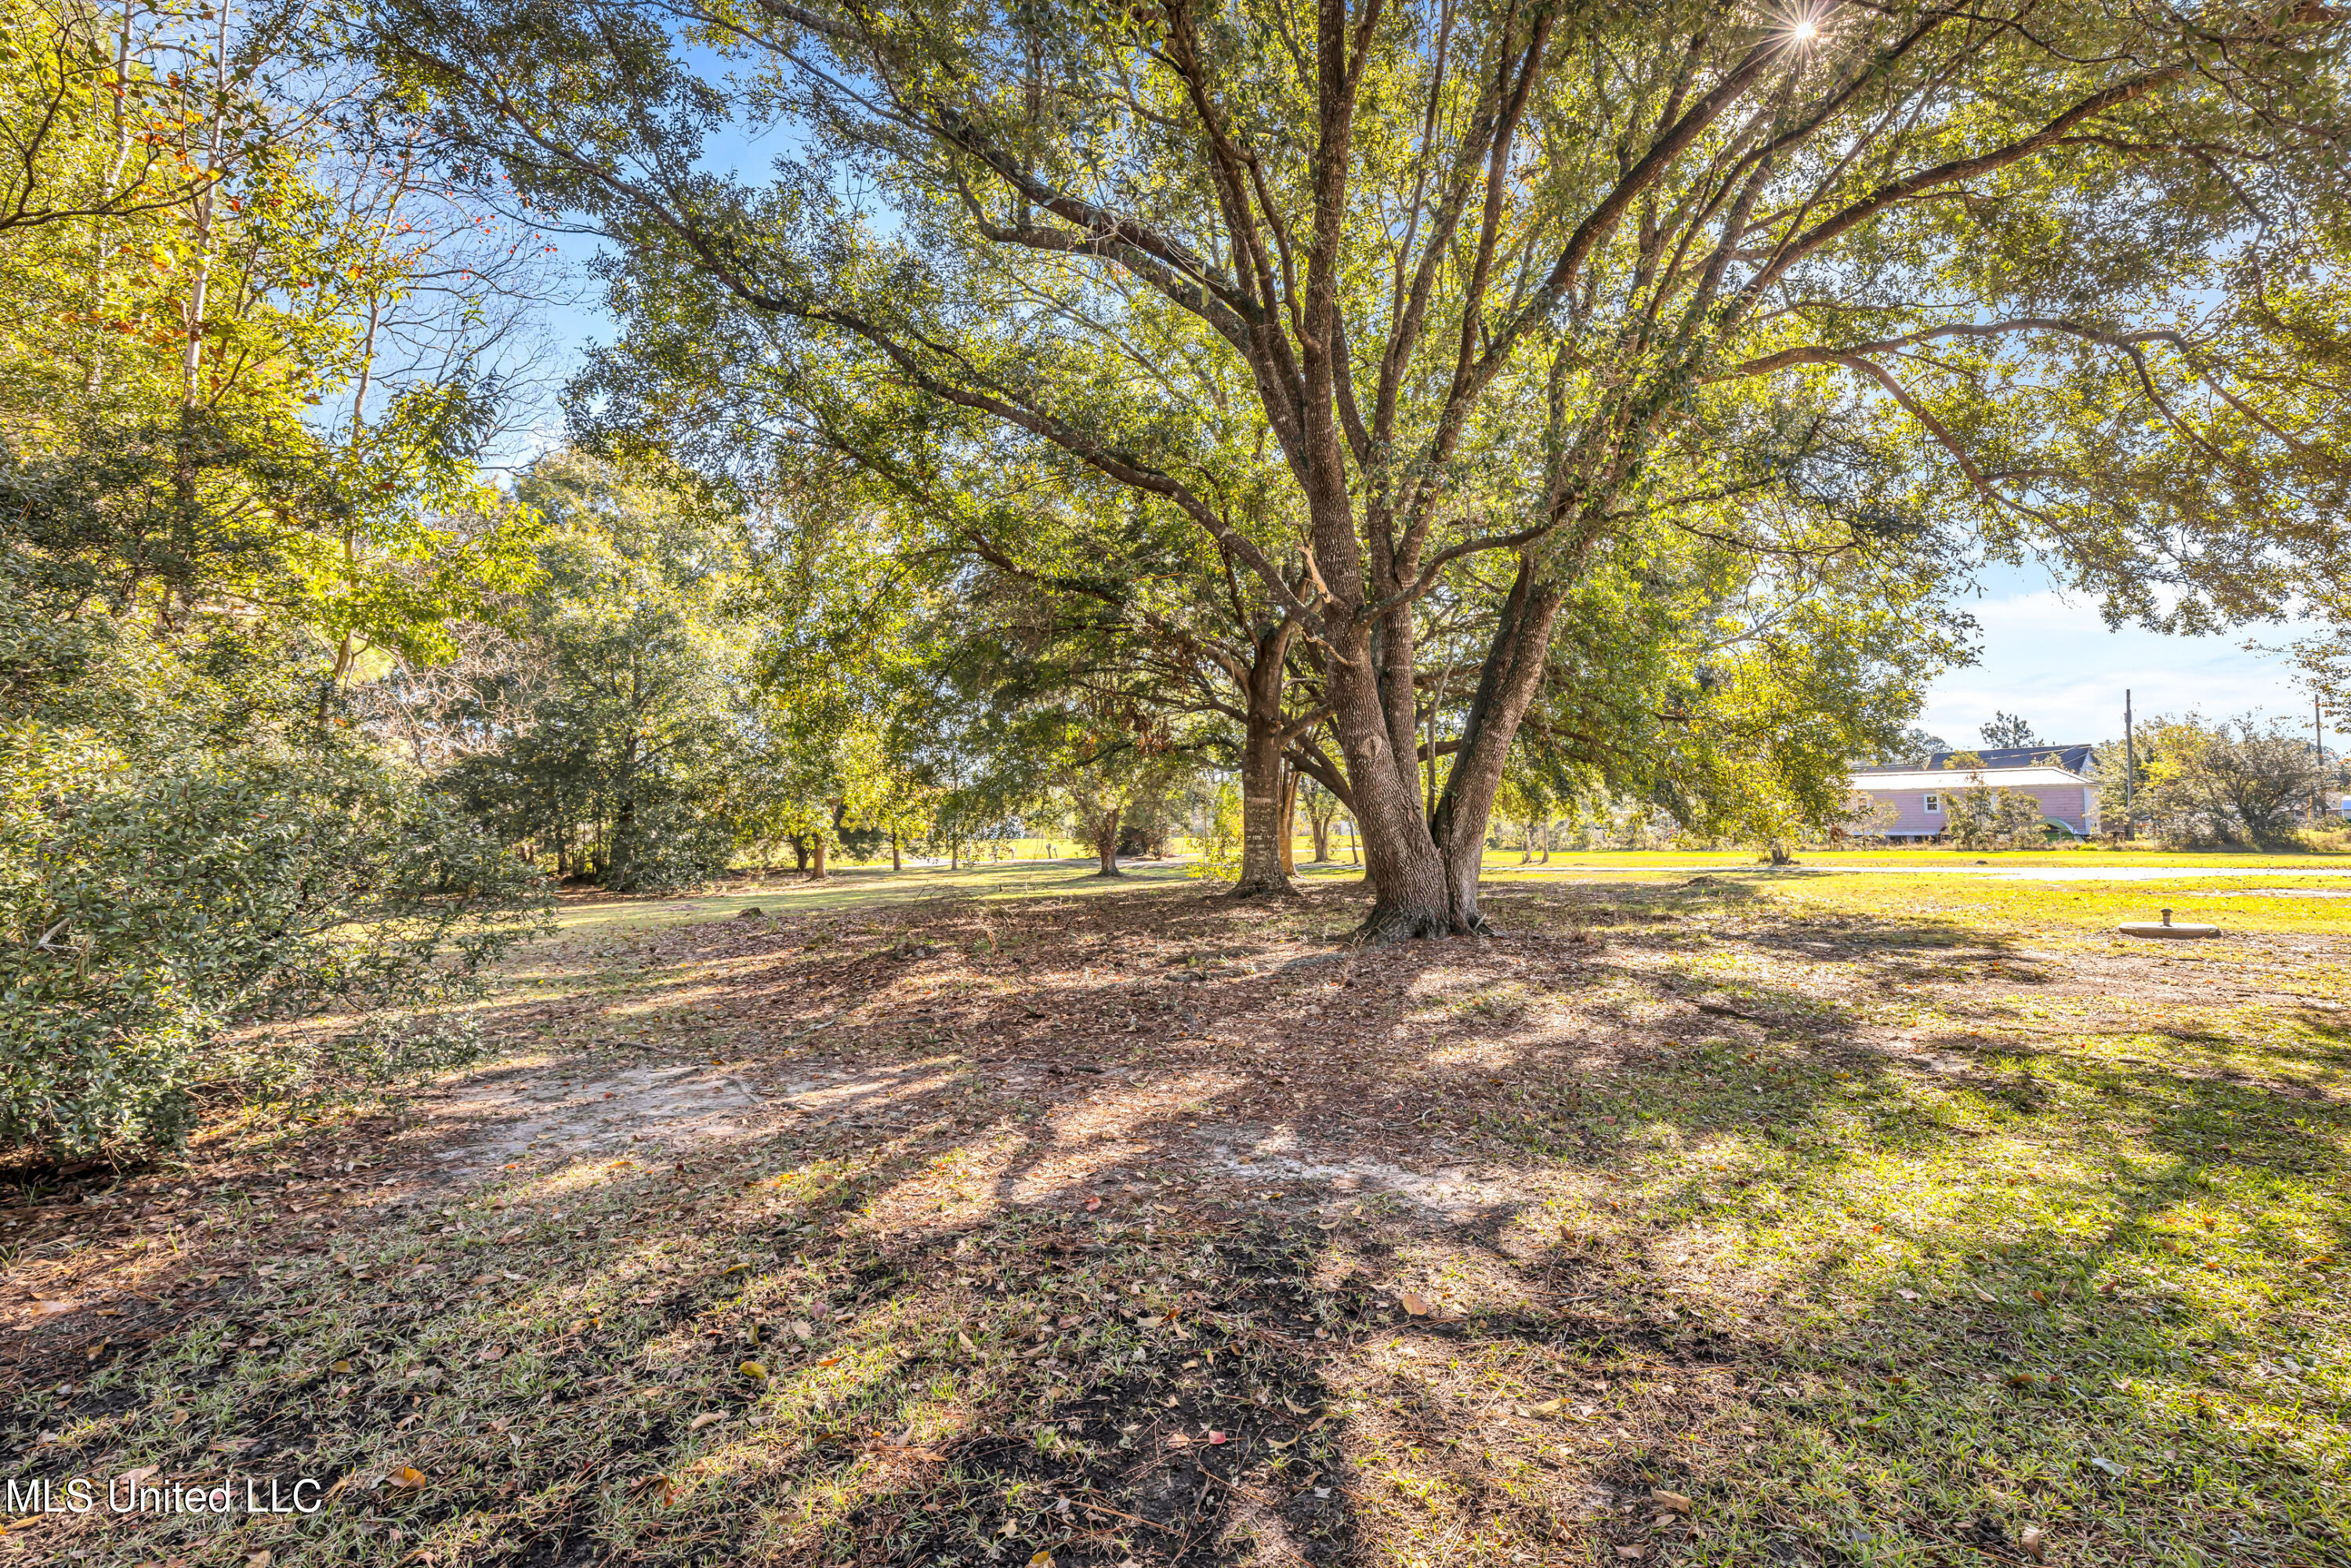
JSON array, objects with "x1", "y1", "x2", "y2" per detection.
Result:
[{"x1": 1919, "y1": 581, "x2": 2317, "y2": 746}]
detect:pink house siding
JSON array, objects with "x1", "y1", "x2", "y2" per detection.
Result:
[
  {"x1": 1854, "y1": 790, "x2": 1950, "y2": 837},
  {"x1": 1846, "y1": 769, "x2": 2099, "y2": 839},
  {"x1": 2023, "y1": 785, "x2": 2096, "y2": 834}
]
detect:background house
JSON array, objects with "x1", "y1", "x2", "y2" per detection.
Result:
[{"x1": 1847, "y1": 751, "x2": 2101, "y2": 841}]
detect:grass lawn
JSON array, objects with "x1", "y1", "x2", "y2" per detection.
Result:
[{"x1": 3, "y1": 863, "x2": 2346, "y2": 1566}]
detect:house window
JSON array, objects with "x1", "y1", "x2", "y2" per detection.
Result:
[{"x1": 1923, "y1": 793, "x2": 1941, "y2": 813}]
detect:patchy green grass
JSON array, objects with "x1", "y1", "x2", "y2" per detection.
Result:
[
  {"x1": 5, "y1": 870, "x2": 2346, "y2": 1566},
  {"x1": 1484, "y1": 845, "x2": 2351, "y2": 874},
  {"x1": 1762, "y1": 867, "x2": 2351, "y2": 939}
]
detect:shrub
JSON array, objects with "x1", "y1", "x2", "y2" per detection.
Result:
[
  {"x1": 0, "y1": 723, "x2": 549, "y2": 1157},
  {"x1": 1947, "y1": 784, "x2": 2051, "y2": 850},
  {"x1": 2103, "y1": 715, "x2": 2320, "y2": 849}
]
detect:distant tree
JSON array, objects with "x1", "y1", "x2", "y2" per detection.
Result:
[
  {"x1": 1299, "y1": 777, "x2": 1342, "y2": 864},
  {"x1": 2124, "y1": 715, "x2": 2320, "y2": 849},
  {"x1": 1860, "y1": 727, "x2": 1951, "y2": 767},
  {"x1": 1045, "y1": 711, "x2": 1188, "y2": 878},
  {"x1": 736, "y1": 477, "x2": 936, "y2": 882},
  {"x1": 439, "y1": 453, "x2": 749, "y2": 891},
  {"x1": 1842, "y1": 791, "x2": 1903, "y2": 841},
  {"x1": 1980, "y1": 713, "x2": 2042, "y2": 749},
  {"x1": 1494, "y1": 766, "x2": 1567, "y2": 864}
]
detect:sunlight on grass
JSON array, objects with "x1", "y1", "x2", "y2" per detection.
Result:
[{"x1": 13, "y1": 865, "x2": 2348, "y2": 1566}]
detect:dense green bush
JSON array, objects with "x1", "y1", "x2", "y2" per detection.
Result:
[
  {"x1": 2096, "y1": 715, "x2": 2322, "y2": 849},
  {"x1": 0, "y1": 721, "x2": 549, "y2": 1157}
]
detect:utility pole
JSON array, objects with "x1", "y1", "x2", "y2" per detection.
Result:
[{"x1": 2122, "y1": 689, "x2": 2135, "y2": 842}]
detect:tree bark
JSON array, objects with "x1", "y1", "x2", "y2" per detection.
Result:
[
  {"x1": 890, "y1": 829, "x2": 900, "y2": 871},
  {"x1": 610, "y1": 796, "x2": 635, "y2": 888},
  {"x1": 809, "y1": 832, "x2": 829, "y2": 881},
  {"x1": 792, "y1": 835, "x2": 810, "y2": 875},
  {"x1": 1230, "y1": 621, "x2": 1299, "y2": 896},
  {"x1": 1279, "y1": 766, "x2": 1299, "y2": 874},
  {"x1": 1233, "y1": 716, "x2": 1291, "y2": 894},
  {"x1": 1326, "y1": 614, "x2": 1453, "y2": 938},
  {"x1": 1429, "y1": 559, "x2": 1567, "y2": 933}
]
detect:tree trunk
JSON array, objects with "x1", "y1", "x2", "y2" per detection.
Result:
[
  {"x1": 1279, "y1": 767, "x2": 1299, "y2": 874},
  {"x1": 1094, "y1": 807, "x2": 1122, "y2": 876},
  {"x1": 1230, "y1": 621, "x2": 1298, "y2": 896},
  {"x1": 1233, "y1": 721, "x2": 1291, "y2": 894},
  {"x1": 1308, "y1": 802, "x2": 1331, "y2": 863},
  {"x1": 792, "y1": 835, "x2": 810, "y2": 874},
  {"x1": 890, "y1": 830, "x2": 900, "y2": 871},
  {"x1": 1429, "y1": 560, "x2": 1567, "y2": 934},
  {"x1": 610, "y1": 796, "x2": 636, "y2": 888},
  {"x1": 809, "y1": 832, "x2": 828, "y2": 881},
  {"x1": 1541, "y1": 819, "x2": 1552, "y2": 864},
  {"x1": 1325, "y1": 613, "x2": 1452, "y2": 939}
]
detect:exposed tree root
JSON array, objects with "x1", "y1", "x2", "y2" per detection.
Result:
[
  {"x1": 1353, "y1": 905, "x2": 1458, "y2": 944},
  {"x1": 1224, "y1": 876, "x2": 1302, "y2": 899}
]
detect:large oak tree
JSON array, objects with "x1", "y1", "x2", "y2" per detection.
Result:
[{"x1": 372, "y1": 0, "x2": 2351, "y2": 934}]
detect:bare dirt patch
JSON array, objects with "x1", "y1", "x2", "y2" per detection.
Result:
[{"x1": 435, "y1": 1063, "x2": 770, "y2": 1165}]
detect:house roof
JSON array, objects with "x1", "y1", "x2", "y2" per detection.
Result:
[
  {"x1": 1848, "y1": 766, "x2": 2093, "y2": 791},
  {"x1": 1853, "y1": 744, "x2": 2096, "y2": 775},
  {"x1": 1933, "y1": 743, "x2": 2096, "y2": 773}
]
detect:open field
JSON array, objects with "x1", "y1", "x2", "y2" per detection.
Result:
[{"x1": 5, "y1": 863, "x2": 2347, "y2": 1566}]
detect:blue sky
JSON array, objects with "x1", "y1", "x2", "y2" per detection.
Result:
[{"x1": 1922, "y1": 566, "x2": 2320, "y2": 749}]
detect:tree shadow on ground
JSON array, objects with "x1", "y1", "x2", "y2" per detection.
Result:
[{"x1": 8, "y1": 872, "x2": 2346, "y2": 1564}]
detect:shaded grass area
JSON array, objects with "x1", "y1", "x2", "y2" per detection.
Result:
[
  {"x1": 549, "y1": 861, "x2": 1201, "y2": 941},
  {"x1": 4, "y1": 872, "x2": 2347, "y2": 1566}
]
